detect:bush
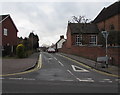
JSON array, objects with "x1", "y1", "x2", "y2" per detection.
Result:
[
  {"x1": 16, "y1": 44, "x2": 25, "y2": 58},
  {"x1": 98, "y1": 31, "x2": 120, "y2": 46},
  {"x1": 108, "y1": 31, "x2": 120, "y2": 46}
]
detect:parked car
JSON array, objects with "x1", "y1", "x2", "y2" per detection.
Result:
[{"x1": 47, "y1": 48, "x2": 55, "y2": 53}]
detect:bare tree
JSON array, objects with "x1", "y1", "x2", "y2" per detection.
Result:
[{"x1": 69, "y1": 15, "x2": 90, "y2": 23}]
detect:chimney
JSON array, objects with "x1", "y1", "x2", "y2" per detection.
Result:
[{"x1": 60, "y1": 35, "x2": 64, "y2": 39}]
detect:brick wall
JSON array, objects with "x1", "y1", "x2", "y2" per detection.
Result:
[
  {"x1": 66, "y1": 27, "x2": 72, "y2": 48},
  {"x1": 97, "y1": 14, "x2": 120, "y2": 31},
  {"x1": 59, "y1": 45, "x2": 120, "y2": 66},
  {"x1": 2, "y1": 16, "x2": 18, "y2": 46}
]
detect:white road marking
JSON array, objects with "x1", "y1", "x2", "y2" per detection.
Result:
[
  {"x1": 67, "y1": 70, "x2": 80, "y2": 81},
  {"x1": 86, "y1": 78, "x2": 92, "y2": 80},
  {"x1": 49, "y1": 79, "x2": 55, "y2": 81},
  {"x1": 108, "y1": 81, "x2": 112, "y2": 83},
  {"x1": 99, "y1": 81, "x2": 105, "y2": 83},
  {"x1": 115, "y1": 79, "x2": 120, "y2": 83},
  {"x1": 0, "y1": 77, "x2": 4, "y2": 80},
  {"x1": 23, "y1": 78, "x2": 35, "y2": 81},
  {"x1": 71, "y1": 65, "x2": 89, "y2": 72},
  {"x1": 48, "y1": 58, "x2": 53, "y2": 60},
  {"x1": 54, "y1": 57, "x2": 57, "y2": 60},
  {"x1": 76, "y1": 78, "x2": 94, "y2": 82},
  {"x1": 115, "y1": 79, "x2": 120, "y2": 81},
  {"x1": 99, "y1": 79, "x2": 113, "y2": 83},
  {"x1": 9, "y1": 77, "x2": 35, "y2": 81},
  {"x1": 56, "y1": 54, "x2": 61, "y2": 56},
  {"x1": 58, "y1": 61, "x2": 64, "y2": 66},
  {"x1": 103, "y1": 79, "x2": 110, "y2": 81},
  {"x1": 9, "y1": 78, "x2": 23, "y2": 80},
  {"x1": 67, "y1": 70, "x2": 74, "y2": 76},
  {"x1": 62, "y1": 80, "x2": 74, "y2": 82}
]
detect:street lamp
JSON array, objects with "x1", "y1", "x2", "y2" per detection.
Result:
[{"x1": 101, "y1": 31, "x2": 109, "y2": 68}]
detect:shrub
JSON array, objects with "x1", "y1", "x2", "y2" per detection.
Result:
[
  {"x1": 108, "y1": 31, "x2": 120, "y2": 46},
  {"x1": 98, "y1": 31, "x2": 120, "y2": 46},
  {"x1": 16, "y1": 44, "x2": 25, "y2": 58}
]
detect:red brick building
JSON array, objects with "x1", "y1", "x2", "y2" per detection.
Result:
[
  {"x1": 93, "y1": 1, "x2": 120, "y2": 32},
  {"x1": 0, "y1": 14, "x2": 18, "y2": 56},
  {"x1": 65, "y1": 23, "x2": 99, "y2": 48},
  {"x1": 60, "y1": 1, "x2": 120, "y2": 65}
]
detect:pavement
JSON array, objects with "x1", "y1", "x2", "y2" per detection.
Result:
[
  {"x1": 2, "y1": 52, "x2": 40, "y2": 75},
  {"x1": 59, "y1": 53, "x2": 120, "y2": 76}
]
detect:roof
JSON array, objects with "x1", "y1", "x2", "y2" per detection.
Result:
[
  {"x1": 68, "y1": 23, "x2": 99, "y2": 34},
  {"x1": 93, "y1": 1, "x2": 120, "y2": 23},
  {"x1": 0, "y1": 14, "x2": 18, "y2": 32},
  {"x1": 56, "y1": 38, "x2": 66, "y2": 44},
  {"x1": 0, "y1": 15, "x2": 9, "y2": 23}
]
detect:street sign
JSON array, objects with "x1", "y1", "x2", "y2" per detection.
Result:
[
  {"x1": 97, "y1": 56, "x2": 108, "y2": 62},
  {"x1": 101, "y1": 31, "x2": 109, "y2": 38}
]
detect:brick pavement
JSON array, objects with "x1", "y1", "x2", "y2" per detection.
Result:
[{"x1": 2, "y1": 52, "x2": 40, "y2": 75}]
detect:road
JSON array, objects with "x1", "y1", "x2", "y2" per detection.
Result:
[{"x1": 1, "y1": 52, "x2": 120, "y2": 93}]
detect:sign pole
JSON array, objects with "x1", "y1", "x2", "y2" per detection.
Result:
[{"x1": 101, "y1": 31, "x2": 109, "y2": 68}]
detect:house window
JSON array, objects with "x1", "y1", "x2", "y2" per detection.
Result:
[
  {"x1": 3, "y1": 28, "x2": 8, "y2": 36},
  {"x1": 75, "y1": 35, "x2": 82, "y2": 46},
  {"x1": 90, "y1": 35, "x2": 97, "y2": 45}
]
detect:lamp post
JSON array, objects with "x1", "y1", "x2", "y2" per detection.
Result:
[{"x1": 101, "y1": 31, "x2": 109, "y2": 68}]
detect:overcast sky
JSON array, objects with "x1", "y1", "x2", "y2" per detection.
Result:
[{"x1": 0, "y1": 0, "x2": 118, "y2": 46}]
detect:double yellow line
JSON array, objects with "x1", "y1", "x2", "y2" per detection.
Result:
[
  {"x1": 59, "y1": 54, "x2": 120, "y2": 78},
  {"x1": 0, "y1": 54, "x2": 42, "y2": 77}
]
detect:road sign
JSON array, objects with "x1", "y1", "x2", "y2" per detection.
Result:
[
  {"x1": 97, "y1": 56, "x2": 108, "y2": 62},
  {"x1": 101, "y1": 31, "x2": 109, "y2": 38}
]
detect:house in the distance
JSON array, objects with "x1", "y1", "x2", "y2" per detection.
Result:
[
  {"x1": 65, "y1": 23, "x2": 99, "y2": 48},
  {"x1": 55, "y1": 35, "x2": 66, "y2": 52},
  {"x1": 0, "y1": 14, "x2": 18, "y2": 56}
]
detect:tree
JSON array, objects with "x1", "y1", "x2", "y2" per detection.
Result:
[
  {"x1": 98, "y1": 32, "x2": 106, "y2": 46},
  {"x1": 98, "y1": 31, "x2": 120, "y2": 46},
  {"x1": 108, "y1": 31, "x2": 120, "y2": 46},
  {"x1": 69, "y1": 15, "x2": 90, "y2": 23},
  {"x1": 18, "y1": 37, "x2": 24, "y2": 44},
  {"x1": 29, "y1": 32, "x2": 39, "y2": 50},
  {"x1": 23, "y1": 37, "x2": 29, "y2": 50},
  {"x1": 16, "y1": 44, "x2": 25, "y2": 58}
]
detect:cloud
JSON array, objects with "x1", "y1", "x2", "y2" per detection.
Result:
[{"x1": 0, "y1": 1, "x2": 116, "y2": 46}]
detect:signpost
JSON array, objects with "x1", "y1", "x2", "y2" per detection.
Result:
[{"x1": 101, "y1": 31, "x2": 109, "y2": 68}]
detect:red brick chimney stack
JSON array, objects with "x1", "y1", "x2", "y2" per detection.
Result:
[{"x1": 60, "y1": 35, "x2": 64, "y2": 39}]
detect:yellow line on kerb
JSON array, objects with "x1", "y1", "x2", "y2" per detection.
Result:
[
  {"x1": 0, "y1": 54, "x2": 42, "y2": 77},
  {"x1": 59, "y1": 54, "x2": 120, "y2": 78}
]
